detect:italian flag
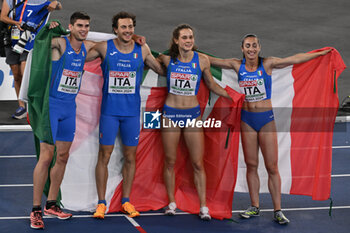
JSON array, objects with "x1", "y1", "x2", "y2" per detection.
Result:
[{"x1": 25, "y1": 29, "x2": 345, "y2": 220}]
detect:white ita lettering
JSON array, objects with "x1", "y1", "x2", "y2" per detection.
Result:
[
  {"x1": 108, "y1": 71, "x2": 136, "y2": 94},
  {"x1": 243, "y1": 86, "x2": 261, "y2": 95},
  {"x1": 114, "y1": 77, "x2": 131, "y2": 86},
  {"x1": 175, "y1": 79, "x2": 191, "y2": 88}
]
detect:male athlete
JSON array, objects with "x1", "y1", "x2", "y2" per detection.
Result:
[{"x1": 87, "y1": 11, "x2": 164, "y2": 218}]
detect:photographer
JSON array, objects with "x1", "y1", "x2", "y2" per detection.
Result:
[{"x1": 0, "y1": 0, "x2": 61, "y2": 119}]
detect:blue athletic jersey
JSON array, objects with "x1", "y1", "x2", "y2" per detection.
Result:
[
  {"x1": 100, "y1": 40, "x2": 144, "y2": 116},
  {"x1": 238, "y1": 58, "x2": 271, "y2": 102},
  {"x1": 10, "y1": 0, "x2": 51, "y2": 51},
  {"x1": 166, "y1": 51, "x2": 202, "y2": 96},
  {"x1": 49, "y1": 37, "x2": 87, "y2": 101}
]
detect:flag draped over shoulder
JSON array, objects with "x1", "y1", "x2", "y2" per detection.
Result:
[
  {"x1": 27, "y1": 21, "x2": 69, "y2": 199},
  {"x1": 52, "y1": 31, "x2": 345, "y2": 219}
]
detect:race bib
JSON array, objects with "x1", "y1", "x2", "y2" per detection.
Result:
[
  {"x1": 169, "y1": 72, "x2": 198, "y2": 96},
  {"x1": 58, "y1": 69, "x2": 82, "y2": 94},
  {"x1": 239, "y1": 78, "x2": 267, "y2": 102},
  {"x1": 108, "y1": 71, "x2": 136, "y2": 94}
]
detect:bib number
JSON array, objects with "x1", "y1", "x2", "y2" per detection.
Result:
[
  {"x1": 239, "y1": 78, "x2": 267, "y2": 102},
  {"x1": 169, "y1": 72, "x2": 197, "y2": 96},
  {"x1": 108, "y1": 71, "x2": 136, "y2": 94},
  {"x1": 58, "y1": 69, "x2": 82, "y2": 94}
]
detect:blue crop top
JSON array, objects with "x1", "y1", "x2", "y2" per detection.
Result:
[
  {"x1": 166, "y1": 51, "x2": 202, "y2": 96},
  {"x1": 238, "y1": 58, "x2": 272, "y2": 102}
]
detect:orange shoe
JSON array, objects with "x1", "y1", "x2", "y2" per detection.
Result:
[
  {"x1": 30, "y1": 210, "x2": 44, "y2": 229},
  {"x1": 44, "y1": 205, "x2": 72, "y2": 220},
  {"x1": 122, "y1": 202, "x2": 140, "y2": 218},
  {"x1": 93, "y1": 203, "x2": 107, "y2": 219}
]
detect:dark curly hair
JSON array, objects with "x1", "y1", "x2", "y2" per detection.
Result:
[{"x1": 112, "y1": 11, "x2": 136, "y2": 32}]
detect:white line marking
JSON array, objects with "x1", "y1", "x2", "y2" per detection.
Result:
[
  {"x1": 332, "y1": 174, "x2": 350, "y2": 177},
  {"x1": 0, "y1": 184, "x2": 33, "y2": 187},
  {"x1": 332, "y1": 146, "x2": 350, "y2": 149},
  {"x1": 251, "y1": 206, "x2": 350, "y2": 212},
  {"x1": 0, "y1": 155, "x2": 36, "y2": 158},
  {"x1": 1, "y1": 206, "x2": 350, "y2": 220},
  {"x1": 125, "y1": 216, "x2": 141, "y2": 227},
  {"x1": 0, "y1": 125, "x2": 32, "y2": 132}
]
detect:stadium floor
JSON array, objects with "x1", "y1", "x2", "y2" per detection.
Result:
[{"x1": 0, "y1": 124, "x2": 349, "y2": 233}]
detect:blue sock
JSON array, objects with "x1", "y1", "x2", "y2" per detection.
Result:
[
  {"x1": 121, "y1": 197, "x2": 130, "y2": 204},
  {"x1": 98, "y1": 200, "x2": 107, "y2": 206}
]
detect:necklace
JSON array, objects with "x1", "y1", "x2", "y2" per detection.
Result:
[{"x1": 72, "y1": 47, "x2": 81, "y2": 53}]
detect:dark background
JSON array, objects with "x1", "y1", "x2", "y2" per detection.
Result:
[
  {"x1": 1, "y1": 0, "x2": 349, "y2": 124},
  {"x1": 51, "y1": 0, "x2": 349, "y2": 102}
]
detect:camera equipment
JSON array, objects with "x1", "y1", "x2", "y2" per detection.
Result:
[
  {"x1": 12, "y1": 23, "x2": 35, "y2": 54},
  {"x1": 341, "y1": 96, "x2": 350, "y2": 113}
]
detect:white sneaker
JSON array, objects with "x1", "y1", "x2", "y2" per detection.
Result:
[
  {"x1": 199, "y1": 206, "x2": 211, "y2": 221},
  {"x1": 164, "y1": 202, "x2": 176, "y2": 216}
]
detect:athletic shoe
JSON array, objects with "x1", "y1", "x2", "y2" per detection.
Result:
[
  {"x1": 12, "y1": 106, "x2": 27, "y2": 119},
  {"x1": 30, "y1": 210, "x2": 44, "y2": 229},
  {"x1": 44, "y1": 205, "x2": 72, "y2": 220},
  {"x1": 239, "y1": 206, "x2": 260, "y2": 219},
  {"x1": 164, "y1": 202, "x2": 176, "y2": 216},
  {"x1": 122, "y1": 202, "x2": 140, "y2": 218},
  {"x1": 274, "y1": 210, "x2": 290, "y2": 225},
  {"x1": 199, "y1": 206, "x2": 211, "y2": 221},
  {"x1": 93, "y1": 203, "x2": 107, "y2": 219}
]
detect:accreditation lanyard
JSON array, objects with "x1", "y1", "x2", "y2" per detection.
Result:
[{"x1": 18, "y1": 0, "x2": 28, "y2": 23}]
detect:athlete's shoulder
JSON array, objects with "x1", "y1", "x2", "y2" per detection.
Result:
[
  {"x1": 83, "y1": 40, "x2": 96, "y2": 52},
  {"x1": 51, "y1": 37, "x2": 66, "y2": 48}
]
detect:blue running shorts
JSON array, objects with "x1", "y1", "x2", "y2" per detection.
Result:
[
  {"x1": 48, "y1": 97, "x2": 77, "y2": 144},
  {"x1": 99, "y1": 114, "x2": 140, "y2": 146}
]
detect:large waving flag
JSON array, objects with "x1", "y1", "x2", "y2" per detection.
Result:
[
  {"x1": 24, "y1": 30, "x2": 345, "y2": 219},
  {"x1": 234, "y1": 48, "x2": 346, "y2": 200}
]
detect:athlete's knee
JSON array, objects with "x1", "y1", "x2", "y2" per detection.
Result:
[
  {"x1": 246, "y1": 160, "x2": 259, "y2": 171},
  {"x1": 39, "y1": 147, "x2": 54, "y2": 167},
  {"x1": 164, "y1": 156, "x2": 176, "y2": 170},
  {"x1": 98, "y1": 147, "x2": 113, "y2": 164},
  {"x1": 37, "y1": 155, "x2": 53, "y2": 168},
  {"x1": 123, "y1": 154, "x2": 135, "y2": 166},
  {"x1": 56, "y1": 152, "x2": 70, "y2": 165},
  {"x1": 266, "y1": 162, "x2": 279, "y2": 175},
  {"x1": 191, "y1": 160, "x2": 204, "y2": 173}
]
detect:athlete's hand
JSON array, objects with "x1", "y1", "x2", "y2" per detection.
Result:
[
  {"x1": 133, "y1": 34, "x2": 146, "y2": 46},
  {"x1": 49, "y1": 21, "x2": 59, "y2": 29},
  {"x1": 319, "y1": 48, "x2": 332, "y2": 56}
]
